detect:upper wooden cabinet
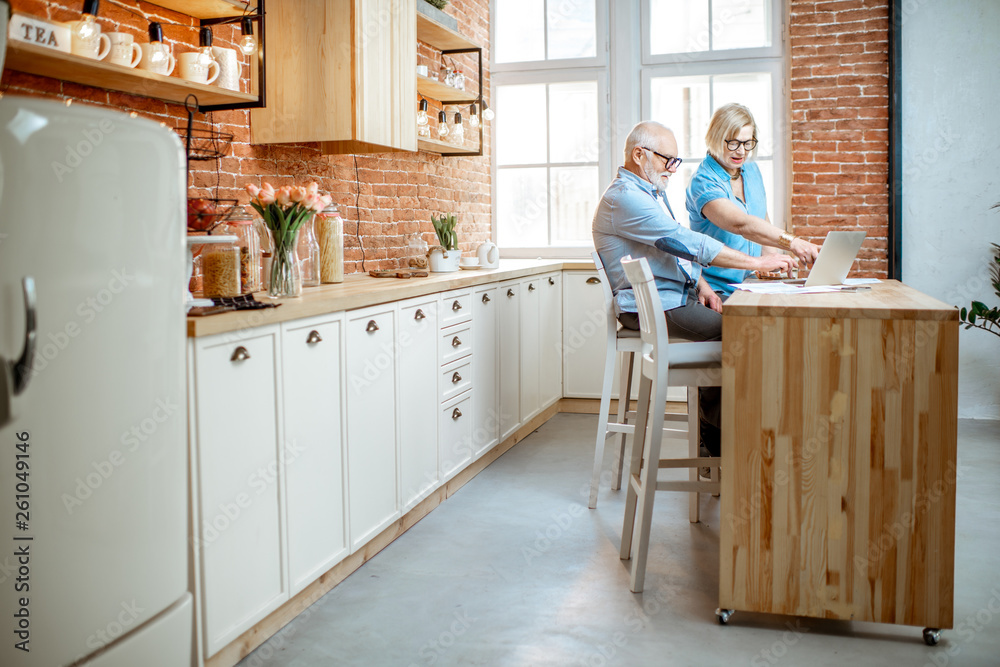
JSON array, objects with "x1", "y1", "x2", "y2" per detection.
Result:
[{"x1": 250, "y1": 0, "x2": 416, "y2": 153}]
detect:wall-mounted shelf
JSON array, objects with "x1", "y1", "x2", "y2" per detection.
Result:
[
  {"x1": 148, "y1": 0, "x2": 249, "y2": 20},
  {"x1": 416, "y1": 13, "x2": 476, "y2": 51},
  {"x1": 417, "y1": 75, "x2": 476, "y2": 103},
  {"x1": 4, "y1": 41, "x2": 257, "y2": 107},
  {"x1": 418, "y1": 137, "x2": 479, "y2": 156}
]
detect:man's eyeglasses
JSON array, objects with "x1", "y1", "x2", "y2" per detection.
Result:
[
  {"x1": 725, "y1": 138, "x2": 758, "y2": 151},
  {"x1": 642, "y1": 147, "x2": 683, "y2": 170}
]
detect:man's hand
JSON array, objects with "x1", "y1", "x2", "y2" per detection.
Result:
[
  {"x1": 755, "y1": 253, "x2": 797, "y2": 276},
  {"x1": 790, "y1": 237, "x2": 821, "y2": 266},
  {"x1": 697, "y1": 278, "x2": 723, "y2": 313}
]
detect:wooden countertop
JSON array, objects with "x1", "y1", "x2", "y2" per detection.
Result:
[
  {"x1": 188, "y1": 259, "x2": 596, "y2": 337},
  {"x1": 722, "y1": 279, "x2": 959, "y2": 321}
]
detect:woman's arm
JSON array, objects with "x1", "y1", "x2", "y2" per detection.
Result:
[{"x1": 702, "y1": 200, "x2": 820, "y2": 264}]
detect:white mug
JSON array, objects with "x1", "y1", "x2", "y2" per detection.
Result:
[
  {"x1": 106, "y1": 32, "x2": 142, "y2": 68},
  {"x1": 211, "y1": 46, "x2": 241, "y2": 91},
  {"x1": 177, "y1": 51, "x2": 220, "y2": 85},
  {"x1": 70, "y1": 22, "x2": 111, "y2": 61},
  {"x1": 138, "y1": 42, "x2": 175, "y2": 75}
]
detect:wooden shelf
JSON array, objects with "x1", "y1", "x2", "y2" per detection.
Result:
[
  {"x1": 417, "y1": 75, "x2": 477, "y2": 103},
  {"x1": 418, "y1": 137, "x2": 479, "y2": 156},
  {"x1": 148, "y1": 0, "x2": 250, "y2": 20},
  {"x1": 416, "y1": 13, "x2": 477, "y2": 51},
  {"x1": 4, "y1": 42, "x2": 258, "y2": 108}
]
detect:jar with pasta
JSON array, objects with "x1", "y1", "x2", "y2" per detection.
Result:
[
  {"x1": 202, "y1": 245, "x2": 241, "y2": 298},
  {"x1": 218, "y1": 206, "x2": 261, "y2": 294},
  {"x1": 316, "y1": 202, "x2": 344, "y2": 284}
]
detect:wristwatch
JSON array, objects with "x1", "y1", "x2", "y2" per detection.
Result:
[{"x1": 778, "y1": 231, "x2": 796, "y2": 249}]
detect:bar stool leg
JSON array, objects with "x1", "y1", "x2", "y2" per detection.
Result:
[
  {"x1": 620, "y1": 370, "x2": 652, "y2": 562},
  {"x1": 688, "y1": 386, "x2": 701, "y2": 524},
  {"x1": 610, "y1": 351, "x2": 634, "y2": 491},
  {"x1": 589, "y1": 339, "x2": 618, "y2": 509},
  {"x1": 630, "y1": 375, "x2": 668, "y2": 593}
]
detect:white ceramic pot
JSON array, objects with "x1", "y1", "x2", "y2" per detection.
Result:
[
  {"x1": 476, "y1": 241, "x2": 499, "y2": 268},
  {"x1": 428, "y1": 248, "x2": 461, "y2": 272}
]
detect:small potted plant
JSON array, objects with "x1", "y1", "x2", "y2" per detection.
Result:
[{"x1": 428, "y1": 213, "x2": 461, "y2": 272}]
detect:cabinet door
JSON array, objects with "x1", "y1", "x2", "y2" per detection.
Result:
[
  {"x1": 472, "y1": 286, "x2": 499, "y2": 458},
  {"x1": 439, "y1": 391, "x2": 473, "y2": 481},
  {"x1": 192, "y1": 327, "x2": 286, "y2": 656},
  {"x1": 520, "y1": 276, "x2": 541, "y2": 422},
  {"x1": 281, "y1": 316, "x2": 348, "y2": 596},
  {"x1": 397, "y1": 298, "x2": 439, "y2": 512},
  {"x1": 345, "y1": 305, "x2": 399, "y2": 551},
  {"x1": 498, "y1": 280, "x2": 521, "y2": 441},
  {"x1": 539, "y1": 272, "x2": 562, "y2": 408}
]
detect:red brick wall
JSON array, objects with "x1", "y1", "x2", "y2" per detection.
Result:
[
  {"x1": 789, "y1": 0, "x2": 890, "y2": 277},
  {"x1": 1, "y1": 0, "x2": 492, "y2": 273}
]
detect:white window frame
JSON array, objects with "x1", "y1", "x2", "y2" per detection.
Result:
[{"x1": 491, "y1": 0, "x2": 609, "y2": 73}]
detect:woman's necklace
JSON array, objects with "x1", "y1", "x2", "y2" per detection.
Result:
[{"x1": 729, "y1": 168, "x2": 741, "y2": 181}]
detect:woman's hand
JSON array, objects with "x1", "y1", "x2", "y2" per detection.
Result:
[
  {"x1": 697, "y1": 278, "x2": 723, "y2": 313},
  {"x1": 754, "y1": 253, "x2": 797, "y2": 277},
  {"x1": 790, "y1": 237, "x2": 821, "y2": 265}
]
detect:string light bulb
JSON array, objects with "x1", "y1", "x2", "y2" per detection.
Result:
[
  {"x1": 450, "y1": 111, "x2": 464, "y2": 145},
  {"x1": 436, "y1": 110, "x2": 449, "y2": 139},
  {"x1": 468, "y1": 103, "x2": 480, "y2": 128},
  {"x1": 482, "y1": 101, "x2": 495, "y2": 122},
  {"x1": 146, "y1": 22, "x2": 170, "y2": 67},
  {"x1": 197, "y1": 27, "x2": 215, "y2": 67},
  {"x1": 417, "y1": 99, "x2": 429, "y2": 126},
  {"x1": 239, "y1": 17, "x2": 258, "y2": 56},
  {"x1": 72, "y1": 0, "x2": 101, "y2": 43}
]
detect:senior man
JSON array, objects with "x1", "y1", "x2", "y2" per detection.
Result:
[{"x1": 593, "y1": 121, "x2": 795, "y2": 456}]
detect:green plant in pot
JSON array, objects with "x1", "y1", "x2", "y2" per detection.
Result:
[
  {"x1": 429, "y1": 213, "x2": 461, "y2": 272},
  {"x1": 424, "y1": 0, "x2": 449, "y2": 9},
  {"x1": 958, "y1": 241, "x2": 1000, "y2": 339}
]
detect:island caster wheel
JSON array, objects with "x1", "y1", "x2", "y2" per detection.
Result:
[
  {"x1": 716, "y1": 608, "x2": 734, "y2": 625},
  {"x1": 923, "y1": 628, "x2": 941, "y2": 646}
]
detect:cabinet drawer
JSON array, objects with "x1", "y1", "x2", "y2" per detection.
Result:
[
  {"x1": 440, "y1": 323, "x2": 472, "y2": 365},
  {"x1": 440, "y1": 290, "x2": 472, "y2": 328},
  {"x1": 439, "y1": 391, "x2": 473, "y2": 481},
  {"x1": 440, "y1": 357, "x2": 472, "y2": 403}
]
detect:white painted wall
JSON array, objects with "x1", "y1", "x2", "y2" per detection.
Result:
[{"x1": 901, "y1": 1, "x2": 1000, "y2": 419}]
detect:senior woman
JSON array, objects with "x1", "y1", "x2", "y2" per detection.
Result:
[{"x1": 685, "y1": 103, "x2": 820, "y2": 296}]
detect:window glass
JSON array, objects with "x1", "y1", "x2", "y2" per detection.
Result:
[
  {"x1": 496, "y1": 0, "x2": 545, "y2": 63},
  {"x1": 713, "y1": 72, "x2": 772, "y2": 156},
  {"x1": 649, "y1": 76, "x2": 711, "y2": 158},
  {"x1": 496, "y1": 84, "x2": 548, "y2": 165},
  {"x1": 712, "y1": 0, "x2": 771, "y2": 51},
  {"x1": 497, "y1": 168, "x2": 549, "y2": 247},
  {"x1": 550, "y1": 166, "x2": 600, "y2": 243},
  {"x1": 650, "y1": 0, "x2": 771, "y2": 55},
  {"x1": 548, "y1": 81, "x2": 599, "y2": 162},
  {"x1": 547, "y1": 0, "x2": 598, "y2": 59}
]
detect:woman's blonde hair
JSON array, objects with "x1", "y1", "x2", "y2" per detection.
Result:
[{"x1": 705, "y1": 103, "x2": 757, "y2": 161}]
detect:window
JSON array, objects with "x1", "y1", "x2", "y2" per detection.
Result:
[{"x1": 492, "y1": 0, "x2": 785, "y2": 254}]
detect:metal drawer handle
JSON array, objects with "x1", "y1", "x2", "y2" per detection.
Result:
[
  {"x1": 231, "y1": 346, "x2": 251, "y2": 362},
  {"x1": 482, "y1": 294, "x2": 491, "y2": 304},
  {"x1": 366, "y1": 320, "x2": 379, "y2": 333},
  {"x1": 452, "y1": 372, "x2": 462, "y2": 383},
  {"x1": 451, "y1": 336, "x2": 462, "y2": 347},
  {"x1": 507, "y1": 288, "x2": 515, "y2": 297},
  {"x1": 586, "y1": 277, "x2": 601, "y2": 285},
  {"x1": 548, "y1": 277, "x2": 555, "y2": 285},
  {"x1": 306, "y1": 330, "x2": 322, "y2": 344},
  {"x1": 452, "y1": 300, "x2": 463, "y2": 311},
  {"x1": 452, "y1": 407, "x2": 462, "y2": 420},
  {"x1": 528, "y1": 283, "x2": 536, "y2": 291},
  {"x1": 414, "y1": 308, "x2": 426, "y2": 321}
]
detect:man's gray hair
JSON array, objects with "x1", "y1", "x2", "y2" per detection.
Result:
[{"x1": 623, "y1": 121, "x2": 670, "y2": 164}]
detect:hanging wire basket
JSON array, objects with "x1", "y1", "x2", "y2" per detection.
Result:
[{"x1": 178, "y1": 94, "x2": 233, "y2": 161}]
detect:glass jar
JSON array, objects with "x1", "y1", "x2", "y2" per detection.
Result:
[
  {"x1": 297, "y1": 216, "x2": 320, "y2": 288},
  {"x1": 316, "y1": 203, "x2": 344, "y2": 284},
  {"x1": 217, "y1": 206, "x2": 261, "y2": 294},
  {"x1": 442, "y1": 66, "x2": 455, "y2": 87},
  {"x1": 202, "y1": 245, "x2": 241, "y2": 298},
  {"x1": 407, "y1": 232, "x2": 428, "y2": 269}
]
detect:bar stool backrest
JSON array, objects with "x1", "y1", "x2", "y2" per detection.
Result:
[
  {"x1": 619, "y1": 256, "x2": 669, "y2": 382},
  {"x1": 591, "y1": 250, "x2": 620, "y2": 344}
]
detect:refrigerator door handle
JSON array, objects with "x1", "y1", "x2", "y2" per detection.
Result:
[{"x1": 9, "y1": 277, "x2": 37, "y2": 395}]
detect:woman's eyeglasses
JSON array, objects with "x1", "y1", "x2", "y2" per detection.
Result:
[
  {"x1": 725, "y1": 138, "x2": 758, "y2": 151},
  {"x1": 642, "y1": 147, "x2": 683, "y2": 170}
]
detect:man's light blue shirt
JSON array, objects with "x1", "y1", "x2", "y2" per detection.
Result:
[
  {"x1": 686, "y1": 154, "x2": 766, "y2": 295},
  {"x1": 593, "y1": 166, "x2": 724, "y2": 315}
]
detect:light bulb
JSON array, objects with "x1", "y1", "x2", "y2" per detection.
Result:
[
  {"x1": 482, "y1": 103, "x2": 495, "y2": 122},
  {"x1": 416, "y1": 99, "x2": 429, "y2": 126},
  {"x1": 239, "y1": 17, "x2": 258, "y2": 56},
  {"x1": 451, "y1": 112, "x2": 464, "y2": 144},
  {"x1": 73, "y1": 0, "x2": 101, "y2": 41},
  {"x1": 197, "y1": 27, "x2": 215, "y2": 67},
  {"x1": 146, "y1": 22, "x2": 168, "y2": 64},
  {"x1": 468, "y1": 103, "x2": 480, "y2": 128},
  {"x1": 437, "y1": 111, "x2": 449, "y2": 139}
]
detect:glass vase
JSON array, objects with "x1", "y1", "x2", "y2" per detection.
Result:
[{"x1": 266, "y1": 226, "x2": 303, "y2": 298}]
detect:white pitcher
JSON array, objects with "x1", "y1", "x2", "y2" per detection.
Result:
[
  {"x1": 476, "y1": 240, "x2": 499, "y2": 269},
  {"x1": 211, "y1": 46, "x2": 242, "y2": 91}
]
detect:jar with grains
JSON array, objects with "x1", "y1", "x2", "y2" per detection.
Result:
[
  {"x1": 218, "y1": 206, "x2": 261, "y2": 294},
  {"x1": 202, "y1": 245, "x2": 241, "y2": 298},
  {"x1": 316, "y1": 203, "x2": 344, "y2": 284}
]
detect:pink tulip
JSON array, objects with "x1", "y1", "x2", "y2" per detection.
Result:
[
  {"x1": 258, "y1": 184, "x2": 276, "y2": 206},
  {"x1": 246, "y1": 183, "x2": 260, "y2": 198},
  {"x1": 290, "y1": 186, "x2": 308, "y2": 204},
  {"x1": 320, "y1": 194, "x2": 333, "y2": 210},
  {"x1": 306, "y1": 182, "x2": 319, "y2": 198},
  {"x1": 275, "y1": 188, "x2": 293, "y2": 208}
]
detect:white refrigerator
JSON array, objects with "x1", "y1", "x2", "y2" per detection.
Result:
[{"x1": 0, "y1": 89, "x2": 193, "y2": 667}]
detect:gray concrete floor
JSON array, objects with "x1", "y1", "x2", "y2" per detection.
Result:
[{"x1": 237, "y1": 415, "x2": 1000, "y2": 667}]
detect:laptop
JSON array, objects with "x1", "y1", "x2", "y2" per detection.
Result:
[{"x1": 785, "y1": 230, "x2": 866, "y2": 287}]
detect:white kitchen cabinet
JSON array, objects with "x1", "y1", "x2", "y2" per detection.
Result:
[
  {"x1": 472, "y1": 285, "x2": 499, "y2": 459},
  {"x1": 439, "y1": 391, "x2": 474, "y2": 481},
  {"x1": 539, "y1": 272, "x2": 562, "y2": 409},
  {"x1": 397, "y1": 298, "x2": 440, "y2": 512},
  {"x1": 191, "y1": 326, "x2": 287, "y2": 656},
  {"x1": 498, "y1": 279, "x2": 521, "y2": 441},
  {"x1": 280, "y1": 315, "x2": 348, "y2": 597},
  {"x1": 519, "y1": 276, "x2": 542, "y2": 422},
  {"x1": 345, "y1": 304, "x2": 399, "y2": 551}
]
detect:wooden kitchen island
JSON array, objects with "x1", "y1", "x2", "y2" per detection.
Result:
[{"x1": 718, "y1": 280, "x2": 958, "y2": 643}]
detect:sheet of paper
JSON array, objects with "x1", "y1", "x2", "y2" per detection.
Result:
[
  {"x1": 843, "y1": 278, "x2": 881, "y2": 285},
  {"x1": 732, "y1": 283, "x2": 847, "y2": 295}
]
